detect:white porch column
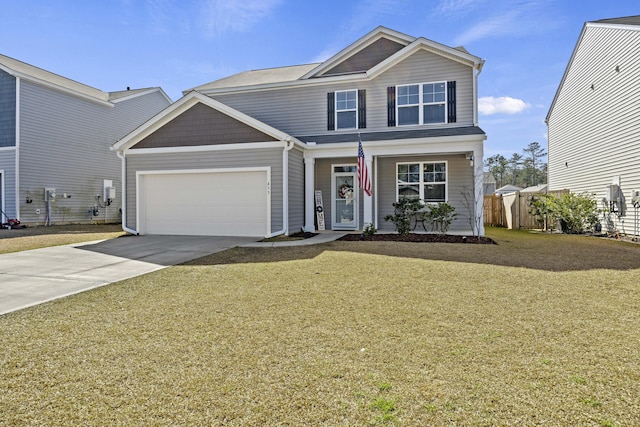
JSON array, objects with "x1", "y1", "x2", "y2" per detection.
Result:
[
  {"x1": 303, "y1": 156, "x2": 316, "y2": 232},
  {"x1": 473, "y1": 147, "x2": 485, "y2": 236},
  {"x1": 363, "y1": 156, "x2": 373, "y2": 228}
]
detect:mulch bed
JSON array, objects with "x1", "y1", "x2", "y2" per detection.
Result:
[
  {"x1": 339, "y1": 233, "x2": 496, "y2": 244},
  {"x1": 287, "y1": 231, "x2": 496, "y2": 244}
]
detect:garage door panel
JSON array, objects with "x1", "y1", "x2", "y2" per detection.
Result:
[{"x1": 140, "y1": 170, "x2": 269, "y2": 237}]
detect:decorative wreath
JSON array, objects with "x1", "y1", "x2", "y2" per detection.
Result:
[{"x1": 339, "y1": 184, "x2": 354, "y2": 199}]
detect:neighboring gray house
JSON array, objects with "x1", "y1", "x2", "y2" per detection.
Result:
[
  {"x1": 483, "y1": 172, "x2": 496, "y2": 195},
  {"x1": 546, "y1": 16, "x2": 640, "y2": 234},
  {"x1": 113, "y1": 27, "x2": 487, "y2": 237},
  {"x1": 0, "y1": 54, "x2": 171, "y2": 226}
]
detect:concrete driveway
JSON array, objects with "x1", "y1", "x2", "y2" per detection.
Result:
[{"x1": 0, "y1": 235, "x2": 256, "y2": 315}]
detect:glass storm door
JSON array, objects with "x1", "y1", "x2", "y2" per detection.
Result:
[{"x1": 332, "y1": 165, "x2": 358, "y2": 230}]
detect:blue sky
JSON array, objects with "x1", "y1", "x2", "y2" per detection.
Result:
[{"x1": 1, "y1": 0, "x2": 638, "y2": 158}]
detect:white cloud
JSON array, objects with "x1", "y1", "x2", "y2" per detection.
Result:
[
  {"x1": 452, "y1": 0, "x2": 562, "y2": 45},
  {"x1": 200, "y1": 0, "x2": 283, "y2": 37},
  {"x1": 434, "y1": 0, "x2": 481, "y2": 15},
  {"x1": 479, "y1": 96, "x2": 530, "y2": 115},
  {"x1": 453, "y1": 9, "x2": 520, "y2": 45}
]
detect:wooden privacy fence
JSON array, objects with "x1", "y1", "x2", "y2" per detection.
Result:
[
  {"x1": 484, "y1": 190, "x2": 569, "y2": 229},
  {"x1": 484, "y1": 194, "x2": 506, "y2": 227}
]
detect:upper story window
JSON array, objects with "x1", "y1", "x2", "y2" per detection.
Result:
[
  {"x1": 388, "y1": 81, "x2": 456, "y2": 127},
  {"x1": 327, "y1": 89, "x2": 366, "y2": 131},
  {"x1": 397, "y1": 82, "x2": 446, "y2": 125},
  {"x1": 335, "y1": 90, "x2": 357, "y2": 129}
]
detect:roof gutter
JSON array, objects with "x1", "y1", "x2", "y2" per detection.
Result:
[
  {"x1": 473, "y1": 59, "x2": 485, "y2": 126},
  {"x1": 115, "y1": 150, "x2": 138, "y2": 235}
]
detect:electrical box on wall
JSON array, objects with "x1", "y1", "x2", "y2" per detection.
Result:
[
  {"x1": 105, "y1": 186, "x2": 116, "y2": 200},
  {"x1": 44, "y1": 187, "x2": 56, "y2": 202},
  {"x1": 103, "y1": 179, "x2": 115, "y2": 204},
  {"x1": 632, "y1": 189, "x2": 640, "y2": 205}
]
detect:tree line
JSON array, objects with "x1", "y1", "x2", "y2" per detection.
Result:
[{"x1": 484, "y1": 141, "x2": 547, "y2": 189}]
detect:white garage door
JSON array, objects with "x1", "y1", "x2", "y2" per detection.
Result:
[{"x1": 139, "y1": 169, "x2": 269, "y2": 237}]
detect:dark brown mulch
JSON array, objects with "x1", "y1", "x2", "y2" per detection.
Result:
[
  {"x1": 338, "y1": 233, "x2": 496, "y2": 244},
  {"x1": 288, "y1": 231, "x2": 319, "y2": 239}
]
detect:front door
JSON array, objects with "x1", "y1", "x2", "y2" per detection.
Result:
[{"x1": 332, "y1": 165, "x2": 358, "y2": 230}]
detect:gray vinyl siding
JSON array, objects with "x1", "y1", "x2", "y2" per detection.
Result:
[
  {"x1": 211, "y1": 49, "x2": 475, "y2": 137},
  {"x1": 547, "y1": 24, "x2": 640, "y2": 234},
  {"x1": 377, "y1": 154, "x2": 473, "y2": 233},
  {"x1": 0, "y1": 149, "x2": 17, "y2": 217},
  {"x1": 18, "y1": 83, "x2": 170, "y2": 225},
  {"x1": 0, "y1": 70, "x2": 16, "y2": 147},
  {"x1": 125, "y1": 148, "x2": 284, "y2": 232},
  {"x1": 287, "y1": 147, "x2": 305, "y2": 233}
]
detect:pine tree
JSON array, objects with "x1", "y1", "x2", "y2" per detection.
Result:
[{"x1": 523, "y1": 142, "x2": 547, "y2": 186}]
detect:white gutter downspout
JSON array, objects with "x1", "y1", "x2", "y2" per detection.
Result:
[
  {"x1": 264, "y1": 138, "x2": 295, "y2": 238},
  {"x1": 15, "y1": 77, "x2": 20, "y2": 220},
  {"x1": 115, "y1": 150, "x2": 138, "y2": 235}
]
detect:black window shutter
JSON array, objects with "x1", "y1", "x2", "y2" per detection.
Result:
[
  {"x1": 447, "y1": 81, "x2": 456, "y2": 123},
  {"x1": 357, "y1": 89, "x2": 366, "y2": 129},
  {"x1": 387, "y1": 86, "x2": 396, "y2": 127},
  {"x1": 327, "y1": 92, "x2": 335, "y2": 131}
]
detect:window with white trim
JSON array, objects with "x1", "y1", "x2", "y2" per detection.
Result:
[
  {"x1": 335, "y1": 90, "x2": 357, "y2": 129},
  {"x1": 396, "y1": 82, "x2": 446, "y2": 125},
  {"x1": 396, "y1": 161, "x2": 447, "y2": 202}
]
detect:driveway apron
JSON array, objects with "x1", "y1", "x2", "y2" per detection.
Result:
[{"x1": 0, "y1": 235, "x2": 256, "y2": 315}]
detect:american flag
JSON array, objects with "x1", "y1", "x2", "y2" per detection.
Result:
[{"x1": 357, "y1": 134, "x2": 372, "y2": 196}]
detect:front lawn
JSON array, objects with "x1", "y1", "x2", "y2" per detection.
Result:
[
  {"x1": 0, "y1": 224, "x2": 125, "y2": 254},
  {"x1": 1, "y1": 228, "x2": 639, "y2": 425}
]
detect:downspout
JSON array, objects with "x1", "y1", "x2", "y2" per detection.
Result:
[
  {"x1": 264, "y1": 137, "x2": 295, "y2": 238},
  {"x1": 15, "y1": 77, "x2": 20, "y2": 220},
  {"x1": 115, "y1": 150, "x2": 138, "y2": 235}
]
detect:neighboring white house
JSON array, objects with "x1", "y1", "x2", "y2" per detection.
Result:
[
  {"x1": 495, "y1": 184, "x2": 522, "y2": 195},
  {"x1": 546, "y1": 16, "x2": 640, "y2": 235}
]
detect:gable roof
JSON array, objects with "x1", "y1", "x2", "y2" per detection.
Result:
[
  {"x1": 189, "y1": 63, "x2": 319, "y2": 93},
  {"x1": 593, "y1": 15, "x2": 640, "y2": 26},
  {"x1": 0, "y1": 53, "x2": 110, "y2": 105},
  {"x1": 187, "y1": 26, "x2": 484, "y2": 95},
  {"x1": 0, "y1": 53, "x2": 170, "y2": 107},
  {"x1": 109, "y1": 87, "x2": 172, "y2": 104},
  {"x1": 546, "y1": 16, "x2": 640, "y2": 122},
  {"x1": 113, "y1": 91, "x2": 304, "y2": 152},
  {"x1": 300, "y1": 26, "x2": 415, "y2": 79}
]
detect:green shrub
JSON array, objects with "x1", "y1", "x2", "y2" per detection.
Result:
[
  {"x1": 425, "y1": 202, "x2": 458, "y2": 234},
  {"x1": 384, "y1": 198, "x2": 422, "y2": 236},
  {"x1": 529, "y1": 192, "x2": 598, "y2": 234},
  {"x1": 362, "y1": 223, "x2": 378, "y2": 237}
]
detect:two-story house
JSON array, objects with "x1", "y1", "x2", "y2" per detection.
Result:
[
  {"x1": 546, "y1": 16, "x2": 640, "y2": 235},
  {"x1": 0, "y1": 54, "x2": 171, "y2": 226},
  {"x1": 113, "y1": 27, "x2": 486, "y2": 237}
]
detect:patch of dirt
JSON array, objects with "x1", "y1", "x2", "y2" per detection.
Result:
[{"x1": 339, "y1": 233, "x2": 496, "y2": 244}]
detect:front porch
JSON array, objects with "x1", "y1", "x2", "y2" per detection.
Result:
[{"x1": 300, "y1": 133, "x2": 486, "y2": 235}]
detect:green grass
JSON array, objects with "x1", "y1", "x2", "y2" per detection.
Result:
[
  {"x1": 1, "y1": 227, "x2": 639, "y2": 425},
  {"x1": 0, "y1": 224, "x2": 125, "y2": 254}
]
